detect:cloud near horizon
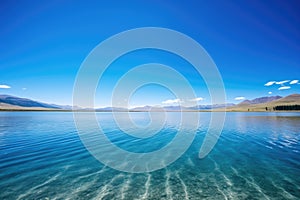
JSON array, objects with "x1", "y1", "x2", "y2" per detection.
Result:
[
  {"x1": 275, "y1": 80, "x2": 290, "y2": 85},
  {"x1": 234, "y1": 96, "x2": 245, "y2": 101},
  {"x1": 268, "y1": 91, "x2": 272, "y2": 94},
  {"x1": 290, "y1": 80, "x2": 299, "y2": 85},
  {"x1": 264, "y1": 81, "x2": 276, "y2": 86},
  {"x1": 264, "y1": 79, "x2": 299, "y2": 91},
  {"x1": 162, "y1": 98, "x2": 182, "y2": 104},
  {"x1": 278, "y1": 86, "x2": 291, "y2": 90},
  {"x1": 189, "y1": 97, "x2": 204, "y2": 102},
  {"x1": 0, "y1": 84, "x2": 11, "y2": 89}
]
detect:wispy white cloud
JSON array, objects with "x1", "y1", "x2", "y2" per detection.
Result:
[
  {"x1": 290, "y1": 80, "x2": 299, "y2": 85},
  {"x1": 189, "y1": 97, "x2": 204, "y2": 102},
  {"x1": 275, "y1": 80, "x2": 290, "y2": 85},
  {"x1": 278, "y1": 86, "x2": 291, "y2": 90},
  {"x1": 22, "y1": 87, "x2": 27, "y2": 90},
  {"x1": 234, "y1": 96, "x2": 245, "y2": 101},
  {"x1": 264, "y1": 81, "x2": 276, "y2": 86},
  {"x1": 265, "y1": 79, "x2": 299, "y2": 90},
  {"x1": 268, "y1": 92, "x2": 272, "y2": 94},
  {"x1": 162, "y1": 98, "x2": 182, "y2": 104},
  {"x1": 0, "y1": 84, "x2": 11, "y2": 89}
]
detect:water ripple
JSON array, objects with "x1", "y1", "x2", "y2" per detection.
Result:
[{"x1": 0, "y1": 112, "x2": 300, "y2": 199}]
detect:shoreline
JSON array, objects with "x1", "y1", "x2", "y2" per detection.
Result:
[{"x1": 0, "y1": 109, "x2": 299, "y2": 113}]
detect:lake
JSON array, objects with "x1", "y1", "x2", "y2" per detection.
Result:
[{"x1": 0, "y1": 112, "x2": 299, "y2": 199}]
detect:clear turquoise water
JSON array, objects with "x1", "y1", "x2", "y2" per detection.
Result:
[{"x1": 0, "y1": 112, "x2": 299, "y2": 199}]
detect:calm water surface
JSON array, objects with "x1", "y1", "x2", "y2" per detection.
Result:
[{"x1": 0, "y1": 112, "x2": 299, "y2": 199}]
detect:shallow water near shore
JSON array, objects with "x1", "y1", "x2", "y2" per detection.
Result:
[{"x1": 0, "y1": 112, "x2": 299, "y2": 199}]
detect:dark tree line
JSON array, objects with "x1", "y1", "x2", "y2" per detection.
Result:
[{"x1": 273, "y1": 105, "x2": 300, "y2": 111}]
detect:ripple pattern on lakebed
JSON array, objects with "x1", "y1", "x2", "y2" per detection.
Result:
[{"x1": 0, "y1": 112, "x2": 299, "y2": 199}]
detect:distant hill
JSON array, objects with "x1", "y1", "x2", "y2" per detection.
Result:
[
  {"x1": 50, "y1": 104, "x2": 82, "y2": 110},
  {"x1": 0, "y1": 95, "x2": 60, "y2": 109},
  {"x1": 129, "y1": 104, "x2": 234, "y2": 112},
  {"x1": 96, "y1": 107, "x2": 128, "y2": 112},
  {"x1": 226, "y1": 94, "x2": 300, "y2": 111},
  {"x1": 239, "y1": 96, "x2": 282, "y2": 105},
  {"x1": 190, "y1": 103, "x2": 235, "y2": 110},
  {"x1": 130, "y1": 106, "x2": 154, "y2": 112},
  {"x1": 271, "y1": 94, "x2": 300, "y2": 105}
]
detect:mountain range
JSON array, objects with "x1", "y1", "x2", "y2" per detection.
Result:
[
  {"x1": 238, "y1": 96, "x2": 282, "y2": 105},
  {"x1": 224, "y1": 94, "x2": 300, "y2": 111},
  {"x1": 0, "y1": 95, "x2": 81, "y2": 110},
  {"x1": 0, "y1": 95, "x2": 59, "y2": 110},
  {"x1": 0, "y1": 94, "x2": 299, "y2": 111}
]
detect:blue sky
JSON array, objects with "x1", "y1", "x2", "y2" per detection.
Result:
[{"x1": 0, "y1": 0, "x2": 299, "y2": 107}]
